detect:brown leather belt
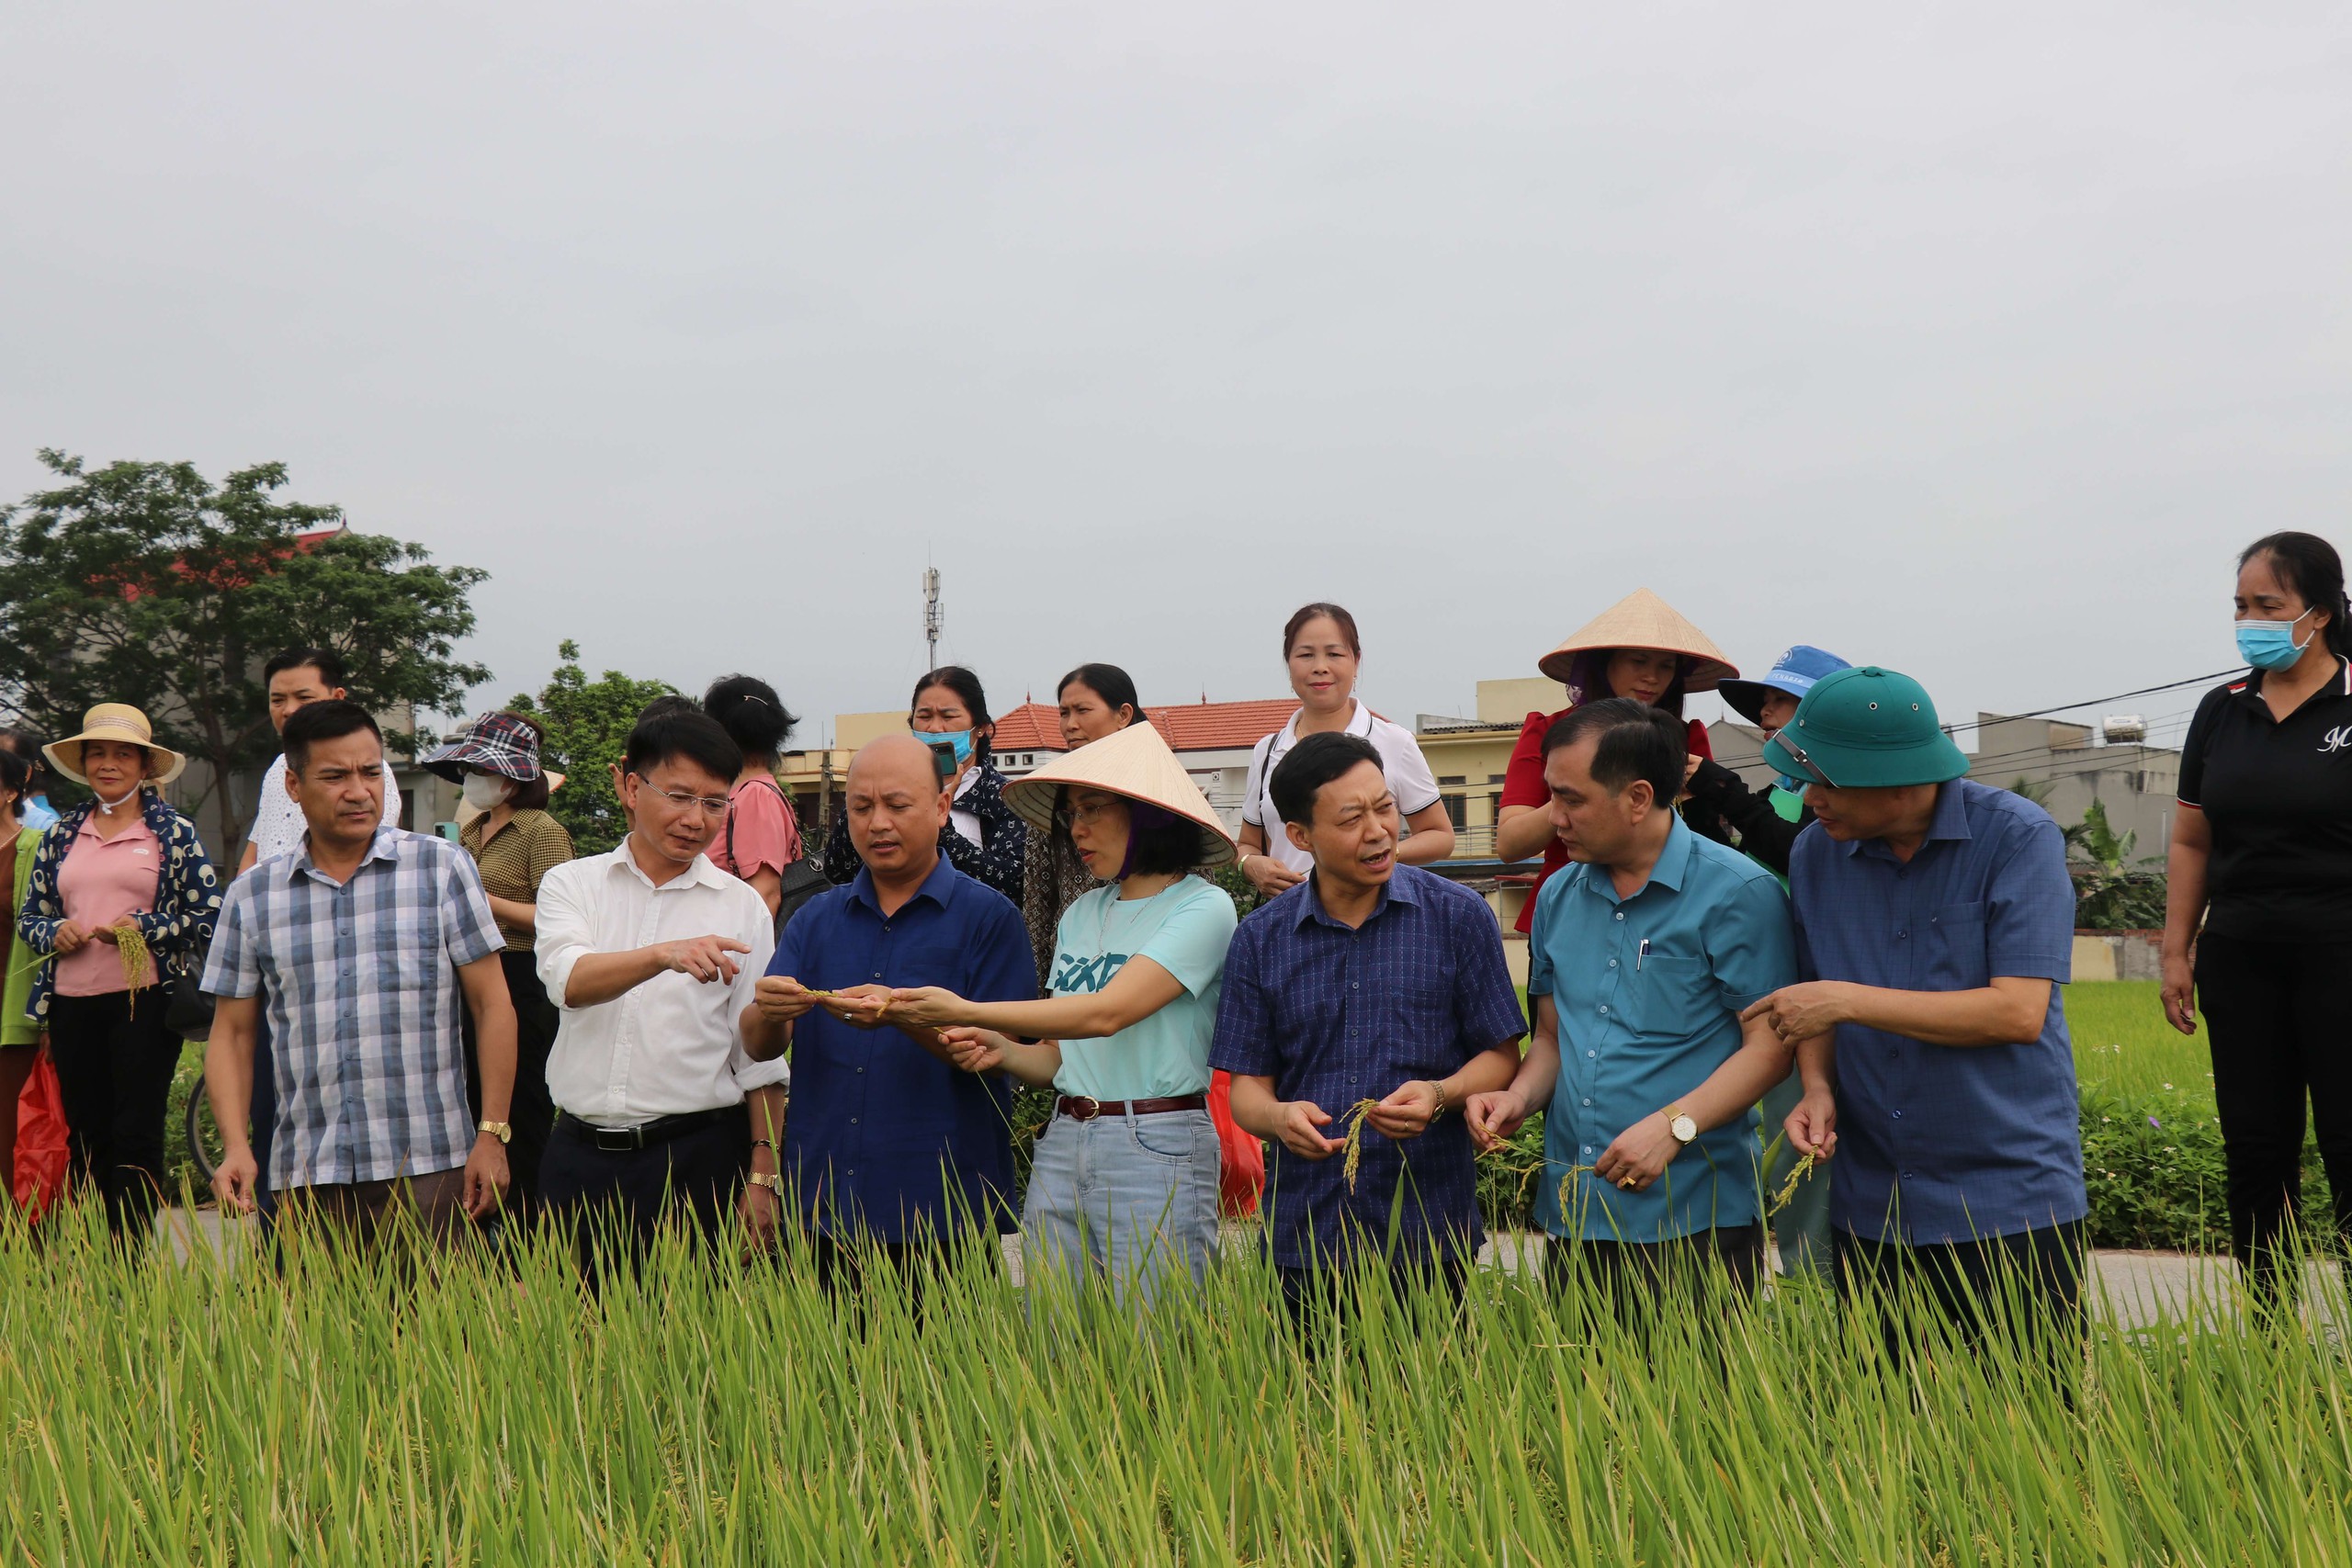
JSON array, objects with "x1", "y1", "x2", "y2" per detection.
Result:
[{"x1": 1056, "y1": 1093, "x2": 1207, "y2": 1122}]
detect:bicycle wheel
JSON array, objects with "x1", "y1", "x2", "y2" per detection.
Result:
[{"x1": 184, "y1": 1070, "x2": 222, "y2": 1187}]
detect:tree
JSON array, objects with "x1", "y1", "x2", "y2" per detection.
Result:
[
  {"x1": 508, "y1": 641, "x2": 678, "y2": 855},
  {"x1": 2070, "y1": 797, "x2": 2168, "y2": 931},
  {"x1": 0, "y1": 450, "x2": 489, "y2": 859}
]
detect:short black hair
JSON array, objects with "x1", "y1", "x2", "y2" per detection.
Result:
[
  {"x1": 1270, "y1": 730, "x2": 1385, "y2": 828},
  {"x1": 2242, "y1": 531, "x2": 2352, "y2": 660},
  {"x1": 635, "y1": 694, "x2": 700, "y2": 726},
  {"x1": 0, "y1": 728, "x2": 48, "y2": 793},
  {"x1": 0, "y1": 746, "x2": 28, "y2": 819},
  {"x1": 283, "y1": 700, "x2": 383, "y2": 775},
  {"x1": 265, "y1": 646, "x2": 349, "y2": 691},
  {"x1": 623, "y1": 709, "x2": 741, "y2": 789},
  {"x1": 704, "y1": 673, "x2": 799, "y2": 761},
  {"x1": 1542, "y1": 697, "x2": 1685, "y2": 804}
]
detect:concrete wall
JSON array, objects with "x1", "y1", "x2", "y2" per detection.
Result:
[{"x1": 2071, "y1": 930, "x2": 2165, "y2": 983}]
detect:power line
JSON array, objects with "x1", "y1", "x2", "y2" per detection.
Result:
[{"x1": 1939, "y1": 669, "x2": 2237, "y2": 736}]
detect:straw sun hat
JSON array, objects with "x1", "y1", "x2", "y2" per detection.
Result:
[
  {"x1": 41, "y1": 703, "x2": 187, "y2": 787},
  {"x1": 1001, "y1": 722, "x2": 1237, "y2": 869},
  {"x1": 1536, "y1": 588, "x2": 1739, "y2": 692}
]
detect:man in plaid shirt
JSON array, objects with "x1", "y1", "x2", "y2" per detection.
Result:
[{"x1": 202, "y1": 701, "x2": 520, "y2": 1243}]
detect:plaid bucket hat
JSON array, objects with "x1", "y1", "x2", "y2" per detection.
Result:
[{"x1": 421, "y1": 711, "x2": 545, "y2": 784}]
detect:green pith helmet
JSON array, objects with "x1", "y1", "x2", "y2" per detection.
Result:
[{"x1": 1760, "y1": 666, "x2": 1970, "y2": 789}]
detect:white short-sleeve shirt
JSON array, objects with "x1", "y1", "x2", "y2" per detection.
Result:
[{"x1": 1240, "y1": 700, "x2": 1443, "y2": 873}]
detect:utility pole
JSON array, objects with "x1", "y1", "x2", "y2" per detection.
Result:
[{"x1": 922, "y1": 566, "x2": 942, "y2": 671}]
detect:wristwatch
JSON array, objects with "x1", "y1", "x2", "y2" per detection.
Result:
[
  {"x1": 747, "y1": 1170, "x2": 782, "y2": 1192},
  {"x1": 1663, "y1": 1105, "x2": 1698, "y2": 1146},
  {"x1": 478, "y1": 1120, "x2": 513, "y2": 1145}
]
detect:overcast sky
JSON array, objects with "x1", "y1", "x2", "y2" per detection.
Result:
[{"x1": 5, "y1": 3, "x2": 2347, "y2": 750}]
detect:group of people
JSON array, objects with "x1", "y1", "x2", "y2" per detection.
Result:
[{"x1": 4, "y1": 529, "x2": 2346, "y2": 1349}]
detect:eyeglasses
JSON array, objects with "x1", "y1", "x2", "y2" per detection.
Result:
[{"x1": 631, "y1": 776, "x2": 730, "y2": 817}]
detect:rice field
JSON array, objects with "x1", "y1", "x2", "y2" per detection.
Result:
[{"x1": 1, "y1": 1201, "x2": 2347, "y2": 1564}]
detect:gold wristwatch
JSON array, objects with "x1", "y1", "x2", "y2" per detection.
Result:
[
  {"x1": 1663, "y1": 1104, "x2": 1698, "y2": 1146},
  {"x1": 747, "y1": 1171, "x2": 782, "y2": 1192},
  {"x1": 478, "y1": 1120, "x2": 513, "y2": 1145}
]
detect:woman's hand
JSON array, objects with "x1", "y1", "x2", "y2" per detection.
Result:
[
  {"x1": 884, "y1": 987, "x2": 970, "y2": 1028},
  {"x1": 2160, "y1": 950, "x2": 2198, "y2": 1036},
  {"x1": 1239, "y1": 853, "x2": 1304, "y2": 898},
  {"x1": 50, "y1": 921, "x2": 89, "y2": 955},
  {"x1": 94, "y1": 922, "x2": 125, "y2": 947},
  {"x1": 1464, "y1": 1088, "x2": 1529, "y2": 1153},
  {"x1": 941, "y1": 1026, "x2": 1006, "y2": 1075}
]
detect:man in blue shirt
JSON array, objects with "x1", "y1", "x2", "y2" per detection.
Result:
[
  {"x1": 746, "y1": 734, "x2": 1035, "y2": 1300},
  {"x1": 1744, "y1": 666, "x2": 2087, "y2": 1358},
  {"x1": 1466, "y1": 700, "x2": 1797, "y2": 1307},
  {"x1": 1213, "y1": 731, "x2": 1525, "y2": 1329}
]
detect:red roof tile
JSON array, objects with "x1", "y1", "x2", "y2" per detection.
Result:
[{"x1": 989, "y1": 698, "x2": 1298, "y2": 758}]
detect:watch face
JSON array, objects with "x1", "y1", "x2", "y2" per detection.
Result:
[{"x1": 1670, "y1": 1115, "x2": 1698, "y2": 1144}]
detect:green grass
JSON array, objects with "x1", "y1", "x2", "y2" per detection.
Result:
[
  {"x1": 2070, "y1": 981, "x2": 2211, "y2": 1105},
  {"x1": 1, "y1": 1208, "x2": 2347, "y2": 1563}
]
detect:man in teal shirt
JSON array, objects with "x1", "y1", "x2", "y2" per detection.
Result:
[{"x1": 1468, "y1": 699, "x2": 1799, "y2": 1305}]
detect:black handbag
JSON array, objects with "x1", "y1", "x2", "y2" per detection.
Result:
[{"x1": 164, "y1": 946, "x2": 214, "y2": 1042}]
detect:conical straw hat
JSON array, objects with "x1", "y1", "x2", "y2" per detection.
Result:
[
  {"x1": 1535, "y1": 587, "x2": 1738, "y2": 692},
  {"x1": 1001, "y1": 722, "x2": 1238, "y2": 868}
]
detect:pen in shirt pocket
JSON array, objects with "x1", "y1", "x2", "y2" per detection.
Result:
[{"x1": 1637, "y1": 938, "x2": 1650, "y2": 971}]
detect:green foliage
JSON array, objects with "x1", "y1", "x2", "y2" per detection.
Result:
[
  {"x1": 6, "y1": 1210, "x2": 2351, "y2": 1560},
  {"x1": 1208, "y1": 859, "x2": 1266, "y2": 919},
  {"x1": 2070, "y1": 797, "x2": 2168, "y2": 930},
  {"x1": 507, "y1": 640, "x2": 678, "y2": 855},
  {"x1": 0, "y1": 450, "x2": 488, "y2": 856}
]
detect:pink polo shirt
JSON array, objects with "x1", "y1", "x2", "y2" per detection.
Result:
[{"x1": 54, "y1": 813, "x2": 161, "y2": 997}]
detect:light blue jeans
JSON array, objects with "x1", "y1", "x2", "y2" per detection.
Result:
[{"x1": 1022, "y1": 1107, "x2": 1221, "y2": 1309}]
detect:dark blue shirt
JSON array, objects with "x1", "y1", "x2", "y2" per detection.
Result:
[
  {"x1": 1210, "y1": 864, "x2": 1527, "y2": 1269},
  {"x1": 770, "y1": 857, "x2": 1035, "y2": 1243},
  {"x1": 1789, "y1": 777, "x2": 2086, "y2": 1246}
]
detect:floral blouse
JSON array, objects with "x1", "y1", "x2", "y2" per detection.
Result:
[{"x1": 18, "y1": 790, "x2": 223, "y2": 1023}]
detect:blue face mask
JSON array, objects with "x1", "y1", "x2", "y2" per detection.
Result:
[
  {"x1": 924, "y1": 728, "x2": 975, "y2": 766},
  {"x1": 2236, "y1": 608, "x2": 2317, "y2": 671}
]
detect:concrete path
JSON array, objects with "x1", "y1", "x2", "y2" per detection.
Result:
[{"x1": 156, "y1": 1207, "x2": 2340, "y2": 1330}]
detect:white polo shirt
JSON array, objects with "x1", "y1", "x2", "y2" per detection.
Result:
[{"x1": 1240, "y1": 700, "x2": 1443, "y2": 873}]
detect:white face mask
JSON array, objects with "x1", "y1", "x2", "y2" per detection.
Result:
[{"x1": 462, "y1": 773, "x2": 511, "y2": 811}]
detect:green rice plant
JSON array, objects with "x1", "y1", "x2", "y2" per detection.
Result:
[{"x1": 0, "y1": 1192, "x2": 2346, "y2": 1563}]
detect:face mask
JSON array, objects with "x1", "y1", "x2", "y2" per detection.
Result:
[
  {"x1": 95, "y1": 785, "x2": 140, "y2": 816},
  {"x1": 924, "y1": 728, "x2": 975, "y2": 767},
  {"x1": 462, "y1": 773, "x2": 511, "y2": 810},
  {"x1": 2235, "y1": 607, "x2": 2318, "y2": 671}
]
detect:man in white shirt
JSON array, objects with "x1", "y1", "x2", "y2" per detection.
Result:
[
  {"x1": 534, "y1": 707, "x2": 787, "y2": 1267},
  {"x1": 239, "y1": 648, "x2": 402, "y2": 872}
]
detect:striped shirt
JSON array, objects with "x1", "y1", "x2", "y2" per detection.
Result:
[
  {"x1": 202, "y1": 827, "x2": 503, "y2": 1189},
  {"x1": 460, "y1": 807, "x2": 573, "y2": 951}
]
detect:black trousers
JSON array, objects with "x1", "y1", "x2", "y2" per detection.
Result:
[
  {"x1": 461, "y1": 949, "x2": 560, "y2": 1222},
  {"x1": 538, "y1": 1110, "x2": 750, "y2": 1273},
  {"x1": 1835, "y1": 1220, "x2": 2086, "y2": 1373},
  {"x1": 2196, "y1": 932, "x2": 2352, "y2": 1301},
  {"x1": 808, "y1": 1229, "x2": 991, "y2": 1326},
  {"x1": 1545, "y1": 1224, "x2": 1764, "y2": 1315},
  {"x1": 47, "y1": 987, "x2": 181, "y2": 1243}
]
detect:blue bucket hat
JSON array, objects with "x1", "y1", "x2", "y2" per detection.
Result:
[{"x1": 1716, "y1": 645, "x2": 1851, "y2": 728}]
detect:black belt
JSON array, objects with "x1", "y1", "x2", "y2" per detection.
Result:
[{"x1": 554, "y1": 1106, "x2": 741, "y2": 1154}]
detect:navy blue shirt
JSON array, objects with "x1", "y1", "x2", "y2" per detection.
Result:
[
  {"x1": 1789, "y1": 778, "x2": 2086, "y2": 1246},
  {"x1": 770, "y1": 857, "x2": 1035, "y2": 1243},
  {"x1": 1210, "y1": 864, "x2": 1527, "y2": 1269}
]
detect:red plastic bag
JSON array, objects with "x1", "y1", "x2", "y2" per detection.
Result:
[
  {"x1": 14, "y1": 1048, "x2": 71, "y2": 1223},
  {"x1": 1208, "y1": 1069, "x2": 1263, "y2": 1219}
]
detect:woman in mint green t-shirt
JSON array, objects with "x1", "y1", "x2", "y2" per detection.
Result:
[{"x1": 886, "y1": 724, "x2": 1238, "y2": 1307}]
